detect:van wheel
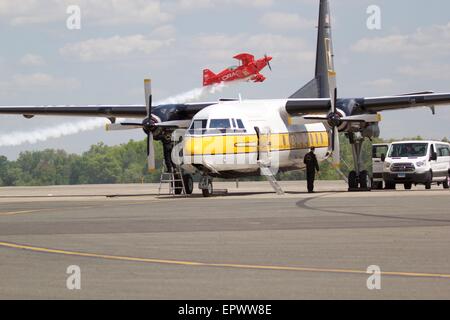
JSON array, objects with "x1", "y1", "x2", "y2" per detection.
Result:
[
  {"x1": 425, "y1": 171, "x2": 433, "y2": 190},
  {"x1": 404, "y1": 183, "x2": 412, "y2": 190},
  {"x1": 385, "y1": 182, "x2": 396, "y2": 190},
  {"x1": 373, "y1": 181, "x2": 383, "y2": 190}
]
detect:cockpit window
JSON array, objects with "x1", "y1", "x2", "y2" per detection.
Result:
[
  {"x1": 189, "y1": 119, "x2": 208, "y2": 134},
  {"x1": 210, "y1": 119, "x2": 231, "y2": 129},
  {"x1": 236, "y1": 119, "x2": 245, "y2": 129}
]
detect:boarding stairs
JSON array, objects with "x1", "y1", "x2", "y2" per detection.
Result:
[
  {"x1": 158, "y1": 166, "x2": 187, "y2": 196},
  {"x1": 258, "y1": 161, "x2": 285, "y2": 196}
]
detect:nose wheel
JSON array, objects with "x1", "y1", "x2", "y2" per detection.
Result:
[{"x1": 199, "y1": 176, "x2": 214, "y2": 197}]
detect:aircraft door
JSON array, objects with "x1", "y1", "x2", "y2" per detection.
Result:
[{"x1": 255, "y1": 126, "x2": 271, "y2": 165}]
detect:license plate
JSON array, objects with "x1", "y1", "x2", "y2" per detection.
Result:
[{"x1": 398, "y1": 173, "x2": 406, "y2": 178}]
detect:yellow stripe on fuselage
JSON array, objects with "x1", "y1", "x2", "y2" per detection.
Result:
[{"x1": 184, "y1": 131, "x2": 329, "y2": 156}]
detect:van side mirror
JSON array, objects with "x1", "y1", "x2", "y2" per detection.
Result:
[
  {"x1": 381, "y1": 154, "x2": 386, "y2": 162},
  {"x1": 430, "y1": 152, "x2": 438, "y2": 161}
]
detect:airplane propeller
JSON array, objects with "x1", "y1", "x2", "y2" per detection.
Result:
[
  {"x1": 106, "y1": 79, "x2": 160, "y2": 171},
  {"x1": 144, "y1": 79, "x2": 156, "y2": 171},
  {"x1": 330, "y1": 88, "x2": 340, "y2": 167},
  {"x1": 264, "y1": 54, "x2": 273, "y2": 71},
  {"x1": 303, "y1": 88, "x2": 381, "y2": 167}
]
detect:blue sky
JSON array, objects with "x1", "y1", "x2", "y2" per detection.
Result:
[{"x1": 0, "y1": 0, "x2": 449, "y2": 159}]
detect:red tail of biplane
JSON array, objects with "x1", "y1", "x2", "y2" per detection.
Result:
[{"x1": 203, "y1": 69, "x2": 216, "y2": 86}]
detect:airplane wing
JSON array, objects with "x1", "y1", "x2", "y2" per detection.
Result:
[
  {"x1": 0, "y1": 105, "x2": 147, "y2": 119},
  {"x1": 0, "y1": 102, "x2": 216, "y2": 122},
  {"x1": 284, "y1": 93, "x2": 450, "y2": 116},
  {"x1": 359, "y1": 93, "x2": 450, "y2": 113},
  {"x1": 233, "y1": 53, "x2": 255, "y2": 66}
]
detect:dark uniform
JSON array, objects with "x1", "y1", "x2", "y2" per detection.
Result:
[
  {"x1": 161, "y1": 134, "x2": 174, "y2": 173},
  {"x1": 304, "y1": 149, "x2": 320, "y2": 193}
]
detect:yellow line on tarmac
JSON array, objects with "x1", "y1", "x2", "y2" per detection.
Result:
[{"x1": 0, "y1": 241, "x2": 450, "y2": 280}]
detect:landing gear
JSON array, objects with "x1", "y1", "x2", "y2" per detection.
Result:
[
  {"x1": 404, "y1": 183, "x2": 412, "y2": 190},
  {"x1": 183, "y1": 174, "x2": 194, "y2": 195},
  {"x1": 444, "y1": 176, "x2": 449, "y2": 189},
  {"x1": 347, "y1": 133, "x2": 371, "y2": 192},
  {"x1": 359, "y1": 170, "x2": 371, "y2": 190},
  {"x1": 199, "y1": 176, "x2": 214, "y2": 197}
]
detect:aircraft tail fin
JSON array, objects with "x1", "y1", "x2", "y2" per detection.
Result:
[
  {"x1": 203, "y1": 69, "x2": 216, "y2": 86},
  {"x1": 290, "y1": 0, "x2": 336, "y2": 99},
  {"x1": 289, "y1": 78, "x2": 320, "y2": 99}
]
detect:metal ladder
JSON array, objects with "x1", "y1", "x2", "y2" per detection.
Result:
[
  {"x1": 258, "y1": 161, "x2": 285, "y2": 195},
  {"x1": 158, "y1": 167, "x2": 186, "y2": 196}
]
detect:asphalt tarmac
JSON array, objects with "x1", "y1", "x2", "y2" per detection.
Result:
[{"x1": 0, "y1": 181, "x2": 449, "y2": 299}]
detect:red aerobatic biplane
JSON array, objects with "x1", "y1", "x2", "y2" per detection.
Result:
[{"x1": 203, "y1": 53, "x2": 272, "y2": 86}]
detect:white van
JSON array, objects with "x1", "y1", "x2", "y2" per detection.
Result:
[
  {"x1": 383, "y1": 141, "x2": 450, "y2": 190},
  {"x1": 372, "y1": 143, "x2": 391, "y2": 190}
]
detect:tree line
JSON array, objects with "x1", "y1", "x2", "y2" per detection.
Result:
[{"x1": 0, "y1": 136, "x2": 447, "y2": 186}]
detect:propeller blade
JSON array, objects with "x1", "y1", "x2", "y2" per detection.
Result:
[
  {"x1": 147, "y1": 132, "x2": 156, "y2": 172},
  {"x1": 332, "y1": 126, "x2": 341, "y2": 167},
  {"x1": 303, "y1": 115, "x2": 328, "y2": 121},
  {"x1": 106, "y1": 123, "x2": 143, "y2": 131},
  {"x1": 144, "y1": 79, "x2": 152, "y2": 117}
]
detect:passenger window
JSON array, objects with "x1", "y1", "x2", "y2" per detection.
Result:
[
  {"x1": 438, "y1": 145, "x2": 450, "y2": 157},
  {"x1": 232, "y1": 119, "x2": 237, "y2": 128}
]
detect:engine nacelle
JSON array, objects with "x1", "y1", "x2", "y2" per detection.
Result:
[{"x1": 362, "y1": 123, "x2": 380, "y2": 139}]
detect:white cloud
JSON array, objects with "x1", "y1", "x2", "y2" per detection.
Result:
[
  {"x1": 260, "y1": 12, "x2": 315, "y2": 31},
  {"x1": 351, "y1": 23, "x2": 450, "y2": 59},
  {"x1": 362, "y1": 78, "x2": 394, "y2": 89},
  {"x1": 0, "y1": 0, "x2": 171, "y2": 26},
  {"x1": 0, "y1": 73, "x2": 80, "y2": 96},
  {"x1": 60, "y1": 35, "x2": 174, "y2": 62},
  {"x1": 397, "y1": 64, "x2": 450, "y2": 81},
  {"x1": 192, "y1": 33, "x2": 314, "y2": 65},
  {"x1": 20, "y1": 54, "x2": 46, "y2": 67},
  {"x1": 174, "y1": 0, "x2": 273, "y2": 11}
]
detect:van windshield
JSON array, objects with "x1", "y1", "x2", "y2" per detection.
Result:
[{"x1": 388, "y1": 143, "x2": 428, "y2": 158}]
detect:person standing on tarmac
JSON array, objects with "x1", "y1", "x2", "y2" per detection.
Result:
[{"x1": 304, "y1": 147, "x2": 320, "y2": 193}]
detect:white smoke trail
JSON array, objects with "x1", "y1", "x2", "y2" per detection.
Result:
[
  {"x1": 0, "y1": 83, "x2": 228, "y2": 147},
  {"x1": 0, "y1": 118, "x2": 109, "y2": 147},
  {"x1": 155, "y1": 83, "x2": 227, "y2": 105}
]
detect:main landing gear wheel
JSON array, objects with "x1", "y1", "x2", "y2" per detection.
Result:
[
  {"x1": 348, "y1": 171, "x2": 358, "y2": 189},
  {"x1": 202, "y1": 181, "x2": 213, "y2": 197},
  {"x1": 404, "y1": 183, "x2": 412, "y2": 190},
  {"x1": 183, "y1": 174, "x2": 194, "y2": 195},
  {"x1": 359, "y1": 170, "x2": 371, "y2": 190}
]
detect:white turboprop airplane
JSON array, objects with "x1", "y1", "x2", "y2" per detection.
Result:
[{"x1": 1, "y1": 0, "x2": 450, "y2": 197}]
